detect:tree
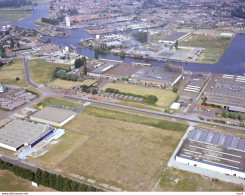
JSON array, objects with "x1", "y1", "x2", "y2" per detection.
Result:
[
  {"x1": 78, "y1": 183, "x2": 87, "y2": 191},
  {"x1": 94, "y1": 49, "x2": 99, "y2": 59},
  {"x1": 10, "y1": 39, "x2": 14, "y2": 49},
  {"x1": 83, "y1": 64, "x2": 87, "y2": 75},
  {"x1": 49, "y1": 174, "x2": 57, "y2": 189},
  {"x1": 71, "y1": 181, "x2": 79, "y2": 191},
  {"x1": 147, "y1": 95, "x2": 158, "y2": 103},
  {"x1": 174, "y1": 40, "x2": 178, "y2": 49},
  {"x1": 85, "y1": 88, "x2": 91, "y2": 93},
  {"x1": 56, "y1": 175, "x2": 64, "y2": 191},
  {"x1": 16, "y1": 77, "x2": 20, "y2": 81},
  {"x1": 41, "y1": 171, "x2": 49, "y2": 186},
  {"x1": 35, "y1": 168, "x2": 42, "y2": 183},
  {"x1": 172, "y1": 86, "x2": 178, "y2": 93},
  {"x1": 63, "y1": 178, "x2": 72, "y2": 191},
  {"x1": 87, "y1": 185, "x2": 96, "y2": 192},
  {"x1": 92, "y1": 89, "x2": 98, "y2": 95},
  {"x1": 74, "y1": 58, "x2": 82, "y2": 68},
  {"x1": 222, "y1": 111, "x2": 229, "y2": 118}
]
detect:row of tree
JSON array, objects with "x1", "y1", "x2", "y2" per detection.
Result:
[
  {"x1": 0, "y1": 159, "x2": 102, "y2": 192},
  {"x1": 105, "y1": 88, "x2": 158, "y2": 104},
  {"x1": 74, "y1": 57, "x2": 87, "y2": 75},
  {"x1": 132, "y1": 32, "x2": 148, "y2": 44},
  {"x1": 222, "y1": 111, "x2": 245, "y2": 120},
  {"x1": 54, "y1": 68, "x2": 78, "y2": 81}
]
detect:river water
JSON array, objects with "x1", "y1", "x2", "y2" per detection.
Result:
[{"x1": 1, "y1": 3, "x2": 245, "y2": 75}]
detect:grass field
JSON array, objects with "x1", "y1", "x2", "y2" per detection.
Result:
[
  {"x1": 31, "y1": 131, "x2": 89, "y2": 169},
  {"x1": 179, "y1": 35, "x2": 233, "y2": 63},
  {"x1": 83, "y1": 106, "x2": 188, "y2": 132},
  {"x1": 49, "y1": 79, "x2": 83, "y2": 89},
  {"x1": 0, "y1": 59, "x2": 27, "y2": 86},
  {"x1": 101, "y1": 83, "x2": 177, "y2": 108},
  {"x1": 154, "y1": 167, "x2": 242, "y2": 191},
  {"x1": 48, "y1": 79, "x2": 98, "y2": 89},
  {"x1": 0, "y1": 170, "x2": 55, "y2": 191},
  {"x1": 35, "y1": 97, "x2": 82, "y2": 109},
  {"x1": 29, "y1": 59, "x2": 68, "y2": 85},
  {"x1": 28, "y1": 106, "x2": 186, "y2": 191},
  {"x1": 80, "y1": 79, "x2": 98, "y2": 86},
  {"x1": 0, "y1": 7, "x2": 32, "y2": 24}
]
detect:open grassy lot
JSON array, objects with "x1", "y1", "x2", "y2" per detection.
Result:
[
  {"x1": 101, "y1": 83, "x2": 177, "y2": 108},
  {"x1": 0, "y1": 59, "x2": 27, "y2": 86},
  {"x1": 0, "y1": 7, "x2": 32, "y2": 24},
  {"x1": 0, "y1": 170, "x2": 55, "y2": 191},
  {"x1": 80, "y1": 79, "x2": 98, "y2": 86},
  {"x1": 35, "y1": 97, "x2": 81, "y2": 109},
  {"x1": 29, "y1": 59, "x2": 68, "y2": 85},
  {"x1": 83, "y1": 105, "x2": 188, "y2": 132},
  {"x1": 118, "y1": 100, "x2": 163, "y2": 112},
  {"x1": 31, "y1": 131, "x2": 89, "y2": 169},
  {"x1": 154, "y1": 167, "x2": 243, "y2": 191},
  {"x1": 29, "y1": 106, "x2": 186, "y2": 191},
  {"x1": 179, "y1": 35, "x2": 233, "y2": 63},
  {"x1": 48, "y1": 79, "x2": 98, "y2": 89},
  {"x1": 49, "y1": 79, "x2": 83, "y2": 89}
]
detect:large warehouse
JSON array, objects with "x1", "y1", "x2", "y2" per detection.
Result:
[
  {"x1": 176, "y1": 127, "x2": 245, "y2": 179},
  {"x1": 0, "y1": 119, "x2": 53, "y2": 151},
  {"x1": 30, "y1": 106, "x2": 76, "y2": 127},
  {"x1": 204, "y1": 74, "x2": 245, "y2": 113}
]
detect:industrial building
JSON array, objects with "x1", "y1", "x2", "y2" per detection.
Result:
[
  {"x1": 0, "y1": 119, "x2": 53, "y2": 151},
  {"x1": 0, "y1": 84, "x2": 5, "y2": 93},
  {"x1": 130, "y1": 64, "x2": 183, "y2": 87},
  {"x1": 88, "y1": 59, "x2": 183, "y2": 87},
  {"x1": 160, "y1": 32, "x2": 190, "y2": 44},
  {"x1": 204, "y1": 74, "x2": 245, "y2": 113},
  {"x1": 176, "y1": 127, "x2": 245, "y2": 179},
  {"x1": 30, "y1": 107, "x2": 76, "y2": 127}
]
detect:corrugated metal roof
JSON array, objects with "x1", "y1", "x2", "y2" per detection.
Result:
[
  {"x1": 187, "y1": 127, "x2": 197, "y2": 140},
  {"x1": 224, "y1": 136, "x2": 233, "y2": 148},
  {"x1": 193, "y1": 129, "x2": 203, "y2": 141},
  {"x1": 217, "y1": 134, "x2": 226, "y2": 146},
  {"x1": 212, "y1": 133, "x2": 221, "y2": 145},
  {"x1": 230, "y1": 137, "x2": 239, "y2": 149},
  {"x1": 205, "y1": 132, "x2": 214, "y2": 143},
  {"x1": 199, "y1": 131, "x2": 209, "y2": 142},
  {"x1": 237, "y1": 139, "x2": 245, "y2": 151}
]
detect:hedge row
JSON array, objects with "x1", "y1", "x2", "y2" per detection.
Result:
[{"x1": 0, "y1": 159, "x2": 102, "y2": 192}]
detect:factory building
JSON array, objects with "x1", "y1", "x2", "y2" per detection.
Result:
[
  {"x1": 0, "y1": 119, "x2": 53, "y2": 151},
  {"x1": 176, "y1": 127, "x2": 245, "y2": 179},
  {"x1": 0, "y1": 84, "x2": 5, "y2": 93},
  {"x1": 204, "y1": 74, "x2": 245, "y2": 113},
  {"x1": 30, "y1": 106, "x2": 76, "y2": 127},
  {"x1": 160, "y1": 32, "x2": 190, "y2": 44}
]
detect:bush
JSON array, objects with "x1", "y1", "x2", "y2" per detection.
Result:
[
  {"x1": 92, "y1": 89, "x2": 98, "y2": 95},
  {"x1": 172, "y1": 86, "x2": 178, "y2": 93}
]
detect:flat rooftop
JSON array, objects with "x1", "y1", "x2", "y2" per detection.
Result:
[
  {"x1": 131, "y1": 65, "x2": 182, "y2": 84},
  {"x1": 103, "y1": 62, "x2": 143, "y2": 78},
  {"x1": 89, "y1": 60, "x2": 119, "y2": 74},
  {"x1": 31, "y1": 107, "x2": 76, "y2": 124},
  {"x1": 0, "y1": 119, "x2": 48, "y2": 149},
  {"x1": 177, "y1": 127, "x2": 245, "y2": 173},
  {"x1": 162, "y1": 32, "x2": 188, "y2": 42},
  {"x1": 205, "y1": 74, "x2": 245, "y2": 108}
]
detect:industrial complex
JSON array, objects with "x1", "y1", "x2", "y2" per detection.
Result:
[
  {"x1": 176, "y1": 127, "x2": 245, "y2": 179},
  {"x1": 204, "y1": 74, "x2": 245, "y2": 113},
  {"x1": 30, "y1": 106, "x2": 76, "y2": 127},
  {"x1": 88, "y1": 59, "x2": 183, "y2": 87},
  {"x1": 0, "y1": 119, "x2": 53, "y2": 151}
]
